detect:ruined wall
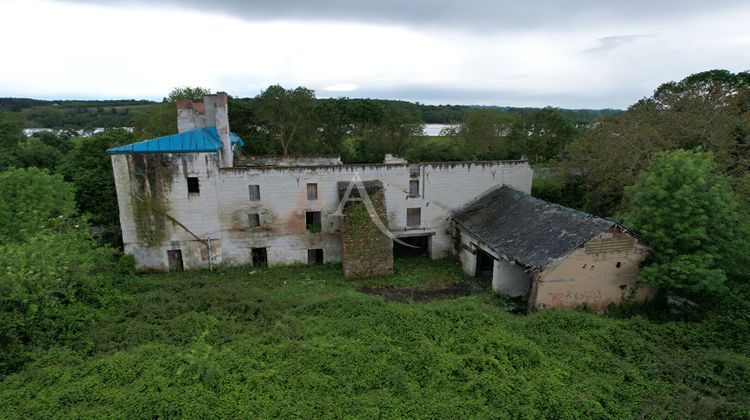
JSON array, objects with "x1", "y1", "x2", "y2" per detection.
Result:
[
  {"x1": 493, "y1": 259, "x2": 532, "y2": 297},
  {"x1": 455, "y1": 228, "x2": 531, "y2": 296},
  {"x1": 112, "y1": 155, "x2": 532, "y2": 270},
  {"x1": 341, "y1": 182, "x2": 393, "y2": 278},
  {"x1": 530, "y1": 230, "x2": 651, "y2": 311},
  {"x1": 215, "y1": 160, "x2": 532, "y2": 267},
  {"x1": 237, "y1": 155, "x2": 342, "y2": 167},
  {"x1": 111, "y1": 152, "x2": 222, "y2": 270},
  {"x1": 456, "y1": 229, "x2": 478, "y2": 278}
]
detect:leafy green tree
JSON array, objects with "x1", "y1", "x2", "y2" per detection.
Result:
[
  {"x1": 623, "y1": 149, "x2": 750, "y2": 298},
  {"x1": 253, "y1": 85, "x2": 317, "y2": 155},
  {"x1": 58, "y1": 129, "x2": 134, "y2": 229},
  {"x1": 313, "y1": 98, "x2": 350, "y2": 154},
  {"x1": 134, "y1": 87, "x2": 211, "y2": 138},
  {"x1": 0, "y1": 167, "x2": 76, "y2": 244},
  {"x1": 0, "y1": 217, "x2": 122, "y2": 373},
  {"x1": 458, "y1": 109, "x2": 517, "y2": 159},
  {"x1": 0, "y1": 111, "x2": 24, "y2": 170},
  {"x1": 510, "y1": 107, "x2": 580, "y2": 163},
  {"x1": 350, "y1": 102, "x2": 423, "y2": 163},
  {"x1": 167, "y1": 86, "x2": 211, "y2": 102},
  {"x1": 14, "y1": 137, "x2": 64, "y2": 170},
  {"x1": 561, "y1": 69, "x2": 750, "y2": 216}
]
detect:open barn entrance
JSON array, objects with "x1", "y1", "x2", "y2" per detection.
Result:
[
  {"x1": 475, "y1": 248, "x2": 494, "y2": 279},
  {"x1": 394, "y1": 235, "x2": 430, "y2": 258}
]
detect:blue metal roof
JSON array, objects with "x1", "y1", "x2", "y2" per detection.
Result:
[{"x1": 106, "y1": 127, "x2": 245, "y2": 155}]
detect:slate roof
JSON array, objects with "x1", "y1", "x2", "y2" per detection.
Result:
[
  {"x1": 453, "y1": 186, "x2": 615, "y2": 268},
  {"x1": 106, "y1": 127, "x2": 244, "y2": 155}
]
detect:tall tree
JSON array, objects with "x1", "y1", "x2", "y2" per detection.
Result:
[
  {"x1": 623, "y1": 150, "x2": 750, "y2": 298},
  {"x1": 458, "y1": 109, "x2": 517, "y2": 160},
  {"x1": 0, "y1": 167, "x2": 76, "y2": 244},
  {"x1": 253, "y1": 85, "x2": 317, "y2": 155},
  {"x1": 134, "y1": 87, "x2": 211, "y2": 138},
  {"x1": 58, "y1": 129, "x2": 134, "y2": 229},
  {"x1": 510, "y1": 107, "x2": 580, "y2": 163},
  {"x1": 561, "y1": 69, "x2": 750, "y2": 216},
  {"x1": 0, "y1": 111, "x2": 24, "y2": 170}
]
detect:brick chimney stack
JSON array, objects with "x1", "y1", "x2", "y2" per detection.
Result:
[
  {"x1": 213, "y1": 92, "x2": 233, "y2": 168},
  {"x1": 174, "y1": 93, "x2": 233, "y2": 167}
]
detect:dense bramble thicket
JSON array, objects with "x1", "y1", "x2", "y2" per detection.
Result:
[{"x1": 1, "y1": 259, "x2": 748, "y2": 418}]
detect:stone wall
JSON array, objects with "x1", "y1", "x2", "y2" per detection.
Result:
[
  {"x1": 455, "y1": 228, "x2": 531, "y2": 297},
  {"x1": 214, "y1": 159, "x2": 532, "y2": 267},
  {"x1": 113, "y1": 154, "x2": 533, "y2": 270},
  {"x1": 340, "y1": 181, "x2": 393, "y2": 278},
  {"x1": 236, "y1": 155, "x2": 342, "y2": 167},
  {"x1": 111, "y1": 152, "x2": 222, "y2": 271},
  {"x1": 530, "y1": 231, "x2": 652, "y2": 311}
]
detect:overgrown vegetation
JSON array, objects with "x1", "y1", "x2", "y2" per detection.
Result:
[
  {"x1": 1, "y1": 259, "x2": 748, "y2": 417},
  {"x1": 0, "y1": 168, "x2": 132, "y2": 373},
  {"x1": 622, "y1": 150, "x2": 750, "y2": 299},
  {"x1": 1, "y1": 70, "x2": 749, "y2": 416}
]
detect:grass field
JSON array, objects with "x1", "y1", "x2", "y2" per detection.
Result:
[{"x1": 1, "y1": 258, "x2": 748, "y2": 418}]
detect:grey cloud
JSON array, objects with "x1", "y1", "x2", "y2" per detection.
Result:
[
  {"x1": 57, "y1": 0, "x2": 746, "y2": 32},
  {"x1": 584, "y1": 33, "x2": 657, "y2": 55},
  {"x1": 309, "y1": 84, "x2": 640, "y2": 109}
]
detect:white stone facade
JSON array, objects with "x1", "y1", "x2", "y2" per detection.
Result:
[{"x1": 112, "y1": 153, "x2": 533, "y2": 271}]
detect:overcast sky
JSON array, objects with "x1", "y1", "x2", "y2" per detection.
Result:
[{"x1": 1, "y1": 0, "x2": 748, "y2": 108}]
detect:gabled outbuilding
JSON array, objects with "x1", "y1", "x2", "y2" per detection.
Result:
[{"x1": 452, "y1": 186, "x2": 651, "y2": 311}]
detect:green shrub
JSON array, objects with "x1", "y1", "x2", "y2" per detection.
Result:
[
  {"x1": 0, "y1": 167, "x2": 76, "y2": 244},
  {"x1": 0, "y1": 220, "x2": 121, "y2": 373}
]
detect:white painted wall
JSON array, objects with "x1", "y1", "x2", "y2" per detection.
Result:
[
  {"x1": 493, "y1": 259, "x2": 531, "y2": 297},
  {"x1": 112, "y1": 152, "x2": 223, "y2": 270},
  {"x1": 455, "y1": 229, "x2": 531, "y2": 297},
  {"x1": 113, "y1": 154, "x2": 533, "y2": 270}
]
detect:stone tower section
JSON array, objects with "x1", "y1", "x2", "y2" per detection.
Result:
[{"x1": 338, "y1": 180, "x2": 394, "y2": 279}]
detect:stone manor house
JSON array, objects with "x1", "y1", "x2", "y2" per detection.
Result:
[{"x1": 108, "y1": 93, "x2": 651, "y2": 310}]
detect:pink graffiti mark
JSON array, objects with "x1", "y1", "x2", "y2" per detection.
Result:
[{"x1": 552, "y1": 293, "x2": 565, "y2": 304}]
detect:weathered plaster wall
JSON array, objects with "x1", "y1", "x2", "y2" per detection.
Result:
[
  {"x1": 112, "y1": 152, "x2": 222, "y2": 270},
  {"x1": 237, "y1": 155, "x2": 342, "y2": 167},
  {"x1": 214, "y1": 160, "x2": 532, "y2": 267},
  {"x1": 455, "y1": 228, "x2": 531, "y2": 296},
  {"x1": 456, "y1": 229, "x2": 478, "y2": 277},
  {"x1": 113, "y1": 155, "x2": 532, "y2": 270},
  {"x1": 493, "y1": 259, "x2": 531, "y2": 297},
  {"x1": 530, "y1": 232, "x2": 651, "y2": 311}
]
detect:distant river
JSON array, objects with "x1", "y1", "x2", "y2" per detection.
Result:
[
  {"x1": 422, "y1": 124, "x2": 458, "y2": 136},
  {"x1": 24, "y1": 125, "x2": 454, "y2": 138},
  {"x1": 23, "y1": 127, "x2": 133, "y2": 137}
]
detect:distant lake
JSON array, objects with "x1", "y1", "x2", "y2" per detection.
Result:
[
  {"x1": 423, "y1": 124, "x2": 458, "y2": 136},
  {"x1": 24, "y1": 125, "x2": 454, "y2": 138},
  {"x1": 23, "y1": 127, "x2": 133, "y2": 137}
]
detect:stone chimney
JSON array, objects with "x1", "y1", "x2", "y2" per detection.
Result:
[
  {"x1": 174, "y1": 93, "x2": 233, "y2": 167},
  {"x1": 213, "y1": 92, "x2": 233, "y2": 168},
  {"x1": 176, "y1": 100, "x2": 207, "y2": 133}
]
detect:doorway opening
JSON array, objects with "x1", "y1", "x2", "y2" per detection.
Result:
[
  {"x1": 308, "y1": 248, "x2": 324, "y2": 265},
  {"x1": 167, "y1": 249, "x2": 184, "y2": 272},
  {"x1": 394, "y1": 235, "x2": 430, "y2": 258},
  {"x1": 475, "y1": 248, "x2": 494, "y2": 279},
  {"x1": 251, "y1": 247, "x2": 268, "y2": 267}
]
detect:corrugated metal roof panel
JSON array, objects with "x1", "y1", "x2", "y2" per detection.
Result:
[{"x1": 106, "y1": 127, "x2": 245, "y2": 155}]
